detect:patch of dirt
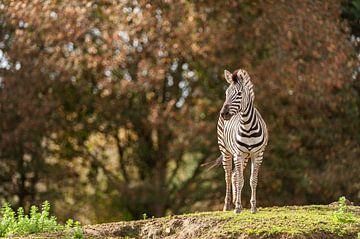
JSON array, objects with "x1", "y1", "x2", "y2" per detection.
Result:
[
  {"x1": 329, "y1": 198, "x2": 354, "y2": 206},
  {"x1": 78, "y1": 216, "x2": 358, "y2": 239},
  {"x1": 82, "y1": 215, "x2": 228, "y2": 239}
]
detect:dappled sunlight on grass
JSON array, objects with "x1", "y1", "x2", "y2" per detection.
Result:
[{"x1": 178, "y1": 205, "x2": 360, "y2": 238}]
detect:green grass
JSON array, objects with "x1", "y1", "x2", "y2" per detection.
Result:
[
  {"x1": 212, "y1": 206, "x2": 359, "y2": 237},
  {"x1": 2, "y1": 197, "x2": 359, "y2": 238},
  {"x1": 181, "y1": 201, "x2": 360, "y2": 238},
  {"x1": 0, "y1": 201, "x2": 83, "y2": 238}
]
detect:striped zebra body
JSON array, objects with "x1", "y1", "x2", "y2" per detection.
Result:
[{"x1": 217, "y1": 69, "x2": 268, "y2": 213}]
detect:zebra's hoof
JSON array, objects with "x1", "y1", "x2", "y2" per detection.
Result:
[
  {"x1": 250, "y1": 208, "x2": 257, "y2": 214},
  {"x1": 223, "y1": 204, "x2": 232, "y2": 211},
  {"x1": 234, "y1": 207, "x2": 242, "y2": 214}
]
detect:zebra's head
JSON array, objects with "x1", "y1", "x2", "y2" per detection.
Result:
[{"x1": 220, "y1": 69, "x2": 254, "y2": 120}]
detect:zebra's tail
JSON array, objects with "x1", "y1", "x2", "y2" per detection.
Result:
[{"x1": 201, "y1": 155, "x2": 223, "y2": 170}]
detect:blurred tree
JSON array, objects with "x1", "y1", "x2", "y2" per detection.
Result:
[
  {"x1": 0, "y1": 0, "x2": 359, "y2": 223},
  {"x1": 0, "y1": 3, "x2": 59, "y2": 209},
  {"x1": 341, "y1": 0, "x2": 360, "y2": 105},
  {"x1": 187, "y1": 0, "x2": 360, "y2": 206},
  {"x1": 342, "y1": 0, "x2": 360, "y2": 37},
  {"x1": 0, "y1": 0, "x2": 220, "y2": 221}
]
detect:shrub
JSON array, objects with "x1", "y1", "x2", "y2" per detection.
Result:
[{"x1": 0, "y1": 201, "x2": 83, "y2": 238}]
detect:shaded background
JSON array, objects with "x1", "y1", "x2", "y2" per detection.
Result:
[{"x1": 0, "y1": 0, "x2": 359, "y2": 224}]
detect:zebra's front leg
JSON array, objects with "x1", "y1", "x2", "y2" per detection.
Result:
[
  {"x1": 232, "y1": 171, "x2": 236, "y2": 205},
  {"x1": 222, "y1": 154, "x2": 233, "y2": 211},
  {"x1": 232, "y1": 158, "x2": 248, "y2": 205},
  {"x1": 233, "y1": 154, "x2": 244, "y2": 213},
  {"x1": 250, "y1": 154, "x2": 263, "y2": 213}
]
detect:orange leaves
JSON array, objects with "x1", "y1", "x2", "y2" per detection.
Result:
[
  {"x1": 1, "y1": 0, "x2": 359, "y2": 221},
  {"x1": 327, "y1": 43, "x2": 337, "y2": 53}
]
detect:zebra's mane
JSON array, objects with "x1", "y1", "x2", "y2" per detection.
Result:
[{"x1": 232, "y1": 69, "x2": 254, "y2": 100}]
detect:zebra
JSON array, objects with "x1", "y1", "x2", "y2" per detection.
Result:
[{"x1": 217, "y1": 68, "x2": 268, "y2": 214}]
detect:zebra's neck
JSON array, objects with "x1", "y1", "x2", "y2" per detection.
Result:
[
  {"x1": 239, "y1": 101, "x2": 256, "y2": 130},
  {"x1": 238, "y1": 91, "x2": 255, "y2": 126}
]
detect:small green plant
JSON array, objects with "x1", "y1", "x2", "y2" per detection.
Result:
[
  {"x1": 0, "y1": 201, "x2": 83, "y2": 238},
  {"x1": 0, "y1": 203, "x2": 16, "y2": 236},
  {"x1": 333, "y1": 196, "x2": 355, "y2": 224},
  {"x1": 0, "y1": 201, "x2": 62, "y2": 237},
  {"x1": 142, "y1": 213, "x2": 148, "y2": 220},
  {"x1": 65, "y1": 219, "x2": 84, "y2": 239}
]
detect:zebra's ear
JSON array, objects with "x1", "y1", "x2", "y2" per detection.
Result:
[{"x1": 224, "y1": 70, "x2": 232, "y2": 84}]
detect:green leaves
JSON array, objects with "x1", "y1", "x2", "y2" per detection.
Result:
[
  {"x1": 0, "y1": 203, "x2": 16, "y2": 236},
  {"x1": 0, "y1": 201, "x2": 83, "y2": 238},
  {"x1": 333, "y1": 196, "x2": 356, "y2": 224},
  {"x1": 65, "y1": 219, "x2": 84, "y2": 239}
]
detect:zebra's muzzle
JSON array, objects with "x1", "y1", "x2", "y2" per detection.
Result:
[{"x1": 220, "y1": 104, "x2": 232, "y2": 120}]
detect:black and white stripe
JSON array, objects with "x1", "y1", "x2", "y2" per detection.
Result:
[{"x1": 217, "y1": 68, "x2": 268, "y2": 213}]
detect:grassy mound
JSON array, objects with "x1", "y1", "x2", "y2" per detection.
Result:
[{"x1": 22, "y1": 204, "x2": 360, "y2": 239}]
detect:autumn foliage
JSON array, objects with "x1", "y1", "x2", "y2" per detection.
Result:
[{"x1": 0, "y1": 0, "x2": 359, "y2": 223}]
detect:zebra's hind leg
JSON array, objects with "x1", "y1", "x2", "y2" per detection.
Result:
[
  {"x1": 250, "y1": 153, "x2": 263, "y2": 213},
  {"x1": 233, "y1": 154, "x2": 244, "y2": 213},
  {"x1": 222, "y1": 153, "x2": 233, "y2": 211}
]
